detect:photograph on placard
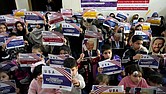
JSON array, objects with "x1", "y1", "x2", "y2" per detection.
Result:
[
  {"x1": 149, "y1": 37, "x2": 166, "y2": 55},
  {"x1": 82, "y1": 38, "x2": 98, "y2": 57}
]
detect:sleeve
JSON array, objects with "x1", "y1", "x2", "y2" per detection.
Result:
[
  {"x1": 118, "y1": 78, "x2": 126, "y2": 89},
  {"x1": 77, "y1": 74, "x2": 85, "y2": 89},
  {"x1": 28, "y1": 79, "x2": 37, "y2": 94}
]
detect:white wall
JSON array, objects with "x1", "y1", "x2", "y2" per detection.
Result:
[
  {"x1": 62, "y1": 0, "x2": 166, "y2": 20},
  {"x1": 15, "y1": 0, "x2": 30, "y2": 10}
]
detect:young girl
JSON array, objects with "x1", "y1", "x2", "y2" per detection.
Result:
[
  {"x1": 118, "y1": 64, "x2": 149, "y2": 90},
  {"x1": 95, "y1": 74, "x2": 109, "y2": 86},
  {"x1": 0, "y1": 62, "x2": 19, "y2": 94},
  {"x1": 28, "y1": 64, "x2": 61, "y2": 94}
]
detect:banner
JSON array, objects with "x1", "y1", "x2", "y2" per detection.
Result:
[
  {"x1": 98, "y1": 59, "x2": 122, "y2": 75},
  {"x1": 42, "y1": 66, "x2": 72, "y2": 91},
  {"x1": 92, "y1": 85, "x2": 124, "y2": 94},
  {"x1": 18, "y1": 53, "x2": 41, "y2": 67},
  {"x1": 138, "y1": 55, "x2": 160, "y2": 69},
  {"x1": 5, "y1": 36, "x2": 24, "y2": 49},
  {"x1": 0, "y1": 80, "x2": 16, "y2": 94},
  {"x1": 62, "y1": 23, "x2": 81, "y2": 37},
  {"x1": 81, "y1": 0, "x2": 149, "y2": 11},
  {"x1": 48, "y1": 54, "x2": 73, "y2": 67},
  {"x1": 42, "y1": 31, "x2": 64, "y2": 46},
  {"x1": 81, "y1": 0, "x2": 117, "y2": 11}
]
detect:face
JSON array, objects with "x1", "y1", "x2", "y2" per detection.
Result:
[
  {"x1": 71, "y1": 66, "x2": 78, "y2": 76},
  {"x1": 102, "y1": 49, "x2": 112, "y2": 59},
  {"x1": 130, "y1": 71, "x2": 142, "y2": 84},
  {"x1": 0, "y1": 72, "x2": 10, "y2": 81},
  {"x1": 132, "y1": 40, "x2": 143, "y2": 51},
  {"x1": 59, "y1": 50, "x2": 69, "y2": 55},
  {"x1": 16, "y1": 23, "x2": 23, "y2": 31},
  {"x1": 86, "y1": 41, "x2": 94, "y2": 50},
  {"x1": 37, "y1": 74, "x2": 42, "y2": 85},
  {"x1": 135, "y1": 26, "x2": 143, "y2": 31},
  {"x1": 0, "y1": 25, "x2": 7, "y2": 33},
  {"x1": 32, "y1": 49, "x2": 43, "y2": 58},
  {"x1": 152, "y1": 39, "x2": 164, "y2": 53},
  {"x1": 114, "y1": 35, "x2": 121, "y2": 41}
]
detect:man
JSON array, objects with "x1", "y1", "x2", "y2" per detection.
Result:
[
  {"x1": 112, "y1": 33, "x2": 124, "y2": 49},
  {"x1": 84, "y1": 38, "x2": 98, "y2": 57},
  {"x1": 149, "y1": 37, "x2": 165, "y2": 55}
]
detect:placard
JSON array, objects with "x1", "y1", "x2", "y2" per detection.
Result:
[
  {"x1": 85, "y1": 30, "x2": 103, "y2": 42},
  {"x1": 62, "y1": 23, "x2": 81, "y2": 37},
  {"x1": 147, "y1": 17, "x2": 161, "y2": 26},
  {"x1": 61, "y1": 9, "x2": 73, "y2": 18},
  {"x1": 42, "y1": 66, "x2": 72, "y2": 91},
  {"x1": 42, "y1": 31, "x2": 64, "y2": 46},
  {"x1": 134, "y1": 30, "x2": 150, "y2": 42},
  {"x1": 103, "y1": 17, "x2": 119, "y2": 29},
  {"x1": 25, "y1": 11, "x2": 44, "y2": 24},
  {"x1": 98, "y1": 59, "x2": 122, "y2": 75},
  {"x1": 138, "y1": 55, "x2": 160, "y2": 69},
  {"x1": 92, "y1": 85, "x2": 124, "y2": 94},
  {"x1": 47, "y1": 12, "x2": 64, "y2": 25},
  {"x1": 0, "y1": 80, "x2": 16, "y2": 94},
  {"x1": 0, "y1": 33, "x2": 8, "y2": 46},
  {"x1": 18, "y1": 53, "x2": 41, "y2": 67},
  {"x1": 5, "y1": 36, "x2": 24, "y2": 49},
  {"x1": 49, "y1": 54, "x2": 72, "y2": 67}
]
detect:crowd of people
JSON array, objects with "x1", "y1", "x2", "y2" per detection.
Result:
[{"x1": 0, "y1": 10, "x2": 166, "y2": 94}]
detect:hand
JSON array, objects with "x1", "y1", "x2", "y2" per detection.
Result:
[
  {"x1": 72, "y1": 78, "x2": 80, "y2": 87},
  {"x1": 36, "y1": 74, "x2": 43, "y2": 85},
  {"x1": 97, "y1": 67, "x2": 103, "y2": 74},
  {"x1": 133, "y1": 54, "x2": 142, "y2": 60}
]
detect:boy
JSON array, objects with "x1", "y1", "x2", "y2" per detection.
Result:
[
  {"x1": 122, "y1": 35, "x2": 147, "y2": 67},
  {"x1": 63, "y1": 58, "x2": 85, "y2": 94}
]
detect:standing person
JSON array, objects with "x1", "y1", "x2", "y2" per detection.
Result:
[
  {"x1": 118, "y1": 64, "x2": 149, "y2": 90},
  {"x1": 149, "y1": 37, "x2": 165, "y2": 55},
  {"x1": 63, "y1": 58, "x2": 85, "y2": 94}
]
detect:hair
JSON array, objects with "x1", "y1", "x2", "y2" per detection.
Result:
[
  {"x1": 132, "y1": 35, "x2": 143, "y2": 43},
  {"x1": 135, "y1": 24, "x2": 143, "y2": 30},
  {"x1": 95, "y1": 74, "x2": 109, "y2": 85},
  {"x1": 152, "y1": 37, "x2": 165, "y2": 45},
  {"x1": 15, "y1": 21, "x2": 24, "y2": 30},
  {"x1": 32, "y1": 44, "x2": 44, "y2": 53},
  {"x1": 72, "y1": 15, "x2": 78, "y2": 23},
  {"x1": 148, "y1": 73, "x2": 163, "y2": 85},
  {"x1": 59, "y1": 45, "x2": 71, "y2": 54},
  {"x1": 101, "y1": 44, "x2": 112, "y2": 54},
  {"x1": 138, "y1": 18, "x2": 145, "y2": 22},
  {"x1": 32, "y1": 64, "x2": 44, "y2": 79},
  {"x1": 63, "y1": 58, "x2": 77, "y2": 68},
  {"x1": 109, "y1": 13, "x2": 115, "y2": 18},
  {"x1": 125, "y1": 64, "x2": 143, "y2": 75},
  {"x1": 152, "y1": 12, "x2": 159, "y2": 17}
]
